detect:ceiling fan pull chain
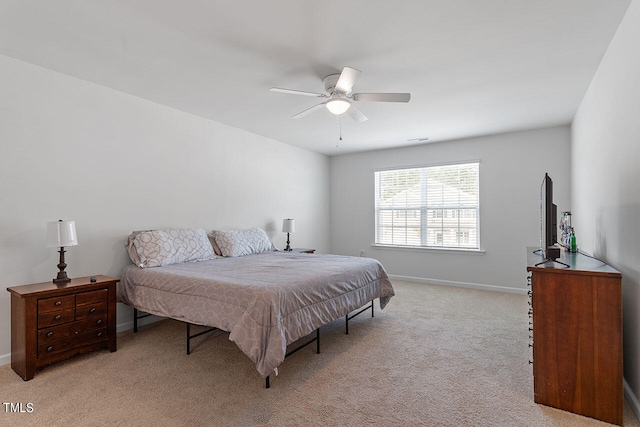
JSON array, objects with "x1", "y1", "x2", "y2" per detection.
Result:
[{"x1": 337, "y1": 116, "x2": 343, "y2": 147}]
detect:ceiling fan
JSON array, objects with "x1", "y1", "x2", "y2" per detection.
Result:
[{"x1": 270, "y1": 66, "x2": 410, "y2": 123}]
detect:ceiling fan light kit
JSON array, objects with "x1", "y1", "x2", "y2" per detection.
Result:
[
  {"x1": 326, "y1": 98, "x2": 351, "y2": 115},
  {"x1": 270, "y1": 66, "x2": 410, "y2": 123}
]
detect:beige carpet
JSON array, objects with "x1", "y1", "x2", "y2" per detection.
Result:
[{"x1": 1, "y1": 280, "x2": 638, "y2": 427}]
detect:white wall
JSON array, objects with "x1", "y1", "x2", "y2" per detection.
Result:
[
  {"x1": 571, "y1": 0, "x2": 640, "y2": 415},
  {"x1": 330, "y1": 126, "x2": 570, "y2": 292},
  {"x1": 0, "y1": 54, "x2": 330, "y2": 365}
]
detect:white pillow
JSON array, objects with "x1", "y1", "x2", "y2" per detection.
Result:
[
  {"x1": 128, "y1": 228, "x2": 215, "y2": 268},
  {"x1": 210, "y1": 228, "x2": 274, "y2": 257}
]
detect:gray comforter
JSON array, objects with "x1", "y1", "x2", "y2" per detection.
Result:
[{"x1": 119, "y1": 251, "x2": 394, "y2": 377}]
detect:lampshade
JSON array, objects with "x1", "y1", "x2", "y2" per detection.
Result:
[
  {"x1": 47, "y1": 220, "x2": 78, "y2": 248},
  {"x1": 282, "y1": 218, "x2": 295, "y2": 234},
  {"x1": 326, "y1": 99, "x2": 351, "y2": 115}
]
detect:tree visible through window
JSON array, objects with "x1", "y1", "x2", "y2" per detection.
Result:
[{"x1": 375, "y1": 162, "x2": 479, "y2": 249}]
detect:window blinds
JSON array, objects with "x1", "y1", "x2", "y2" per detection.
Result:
[{"x1": 375, "y1": 162, "x2": 479, "y2": 249}]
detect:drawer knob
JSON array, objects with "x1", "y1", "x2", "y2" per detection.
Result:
[
  {"x1": 96, "y1": 319, "x2": 102, "y2": 325},
  {"x1": 55, "y1": 301, "x2": 62, "y2": 306},
  {"x1": 47, "y1": 346, "x2": 53, "y2": 352},
  {"x1": 54, "y1": 315, "x2": 62, "y2": 321},
  {"x1": 97, "y1": 332, "x2": 103, "y2": 337},
  {"x1": 90, "y1": 308, "x2": 97, "y2": 314},
  {"x1": 46, "y1": 331, "x2": 54, "y2": 337}
]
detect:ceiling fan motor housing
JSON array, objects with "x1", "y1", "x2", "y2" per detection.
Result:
[{"x1": 323, "y1": 73, "x2": 343, "y2": 94}]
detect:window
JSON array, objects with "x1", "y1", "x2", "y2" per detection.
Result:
[{"x1": 374, "y1": 162, "x2": 479, "y2": 249}]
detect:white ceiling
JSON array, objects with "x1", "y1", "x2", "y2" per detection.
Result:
[{"x1": 0, "y1": 0, "x2": 632, "y2": 156}]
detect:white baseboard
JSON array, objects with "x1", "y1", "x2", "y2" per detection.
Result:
[
  {"x1": 388, "y1": 274, "x2": 527, "y2": 294},
  {"x1": 116, "y1": 314, "x2": 162, "y2": 333},
  {"x1": 625, "y1": 379, "x2": 640, "y2": 422},
  {"x1": 0, "y1": 352, "x2": 10, "y2": 367},
  {"x1": 117, "y1": 321, "x2": 135, "y2": 333}
]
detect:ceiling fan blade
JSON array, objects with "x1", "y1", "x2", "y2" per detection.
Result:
[
  {"x1": 335, "y1": 67, "x2": 361, "y2": 94},
  {"x1": 346, "y1": 103, "x2": 368, "y2": 123},
  {"x1": 292, "y1": 102, "x2": 326, "y2": 119},
  {"x1": 352, "y1": 93, "x2": 411, "y2": 102},
  {"x1": 270, "y1": 87, "x2": 327, "y2": 98}
]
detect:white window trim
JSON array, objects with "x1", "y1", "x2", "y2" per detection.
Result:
[
  {"x1": 371, "y1": 243, "x2": 485, "y2": 255},
  {"x1": 374, "y1": 160, "x2": 481, "y2": 250}
]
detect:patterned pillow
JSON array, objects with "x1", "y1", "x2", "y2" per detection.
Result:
[
  {"x1": 207, "y1": 233, "x2": 223, "y2": 256},
  {"x1": 128, "y1": 228, "x2": 215, "y2": 268},
  {"x1": 210, "y1": 228, "x2": 274, "y2": 257},
  {"x1": 126, "y1": 230, "x2": 146, "y2": 266}
]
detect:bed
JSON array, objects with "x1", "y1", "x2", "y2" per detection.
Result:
[{"x1": 118, "y1": 227, "x2": 395, "y2": 384}]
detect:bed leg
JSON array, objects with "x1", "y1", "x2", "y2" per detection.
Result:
[
  {"x1": 266, "y1": 375, "x2": 270, "y2": 389},
  {"x1": 346, "y1": 300, "x2": 376, "y2": 334},
  {"x1": 186, "y1": 323, "x2": 191, "y2": 355},
  {"x1": 133, "y1": 309, "x2": 152, "y2": 333}
]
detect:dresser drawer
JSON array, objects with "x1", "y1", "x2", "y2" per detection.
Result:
[
  {"x1": 38, "y1": 327, "x2": 108, "y2": 357},
  {"x1": 38, "y1": 308, "x2": 75, "y2": 328},
  {"x1": 38, "y1": 294, "x2": 75, "y2": 313},
  {"x1": 38, "y1": 315, "x2": 108, "y2": 344},
  {"x1": 76, "y1": 289, "x2": 107, "y2": 306},
  {"x1": 76, "y1": 302, "x2": 107, "y2": 320}
]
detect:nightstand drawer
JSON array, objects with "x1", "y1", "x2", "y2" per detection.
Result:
[
  {"x1": 73, "y1": 327, "x2": 108, "y2": 347},
  {"x1": 76, "y1": 302, "x2": 107, "y2": 319},
  {"x1": 38, "y1": 327, "x2": 108, "y2": 357},
  {"x1": 38, "y1": 315, "x2": 108, "y2": 344},
  {"x1": 38, "y1": 294, "x2": 75, "y2": 313},
  {"x1": 38, "y1": 308, "x2": 75, "y2": 328},
  {"x1": 76, "y1": 289, "x2": 107, "y2": 306}
]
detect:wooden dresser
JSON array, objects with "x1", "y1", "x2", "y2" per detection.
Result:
[
  {"x1": 7, "y1": 275, "x2": 118, "y2": 380},
  {"x1": 526, "y1": 248, "x2": 622, "y2": 425}
]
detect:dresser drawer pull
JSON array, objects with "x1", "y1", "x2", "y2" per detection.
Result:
[
  {"x1": 46, "y1": 331, "x2": 54, "y2": 337},
  {"x1": 96, "y1": 319, "x2": 102, "y2": 325},
  {"x1": 97, "y1": 332, "x2": 103, "y2": 337},
  {"x1": 55, "y1": 301, "x2": 62, "y2": 306},
  {"x1": 54, "y1": 315, "x2": 62, "y2": 321},
  {"x1": 90, "y1": 308, "x2": 97, "y2": 314},
  {"x1": 47, "y1": 346, "x2": 53, "y2": 352}
]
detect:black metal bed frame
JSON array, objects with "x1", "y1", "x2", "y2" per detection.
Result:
[
  {"x1": 132, "y1": 299, "x2": 374, "y2": 388},
  {"x1": 345, "y1": 300, "x2": 373, "y2": 335},
  {"x1": 265, "y1": 328, "x2": 320, "y2": 388},
  {"x1": 186, "y1": 323, "x2": 219, "y2": 355}
]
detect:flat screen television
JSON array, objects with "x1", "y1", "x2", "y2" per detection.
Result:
[{"x1": 540, "y1": 173, "x2": 560, "y2": 260}]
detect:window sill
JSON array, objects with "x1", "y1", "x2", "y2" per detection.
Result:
[{"x1": 371, "y1": 244, "x2": 485, "y2": 255}]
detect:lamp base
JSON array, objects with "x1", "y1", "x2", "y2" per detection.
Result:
[
  {"x1": 53, "y1": 247, "x2": 71, "y2": 285},
  {"x1": 284, "y1": 233, "x2": 291, "y2": 251}
]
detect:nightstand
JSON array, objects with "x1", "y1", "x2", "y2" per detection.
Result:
[
  {"x1": 7, "y1": 275, "x2": 118, "y2": 380},
  {"x1": 292, "y1": 248, "x2": 315, "y2": 254}
]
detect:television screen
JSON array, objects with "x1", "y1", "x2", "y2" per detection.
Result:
[{"x1": 540, "y1": 173, "x2": 559, "y2": 260}]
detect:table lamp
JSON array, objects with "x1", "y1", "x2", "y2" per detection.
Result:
[
  {"x1": 282, "y1": 218, "x2": 295, "y2": 252},
  {"x1": 47, "y1": 220, "x2": 78, "y2": 284}
]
